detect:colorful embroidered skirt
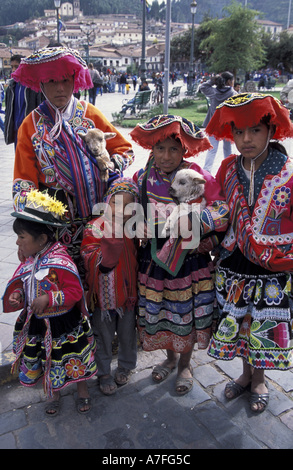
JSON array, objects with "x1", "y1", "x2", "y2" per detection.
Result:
[
  {"x1": 208, "y1": 248, "x2": 293, "y2": 370},
  {"x1": 137, "y1": 244, "x2": 216, "y2": 353},
  {"x1": 13, "y1": 307, "x2": 97, "y2": 392}
]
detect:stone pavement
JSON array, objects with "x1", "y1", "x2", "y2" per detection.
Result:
[{"x1": 0, "y1": 84, "x2": 293, "y2": 450}]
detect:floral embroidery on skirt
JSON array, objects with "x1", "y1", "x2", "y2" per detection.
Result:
[{"x1": 208, "y1": 248, "x2": 293, "y2": 370}]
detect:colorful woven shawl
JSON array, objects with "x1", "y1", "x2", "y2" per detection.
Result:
[
  {"x1": 142, "y1": 155, "x2": 198, "y2": 276},
  {"x1": 223, "y1": 156, "x2": 293, "y2": 271},
  {"x1": 3, "y1": 242, "x2": 88, "y2": 397},
  {"x1": 37, "y1": 100, "x2": 112, "y2": 219}
]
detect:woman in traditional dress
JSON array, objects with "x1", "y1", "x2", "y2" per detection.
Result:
[
  {"x1": 130, "y1": 115, "x2": 229, "y2": 395},
  {"x1": 205, "y1": 93, "x2": 293, "y2": 412},
  {"x1": 11, "y1": 46, "x2": 134, "y2": 273}
]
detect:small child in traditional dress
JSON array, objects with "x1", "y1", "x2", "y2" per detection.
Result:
[
  {"x1": 80, "y1": 178, "x2": 139, "y2": 395},
  {"x1": 205, "y1": 93, "x2": 293, "y2": 412},
  {"x1": 2, "y1": 190, "x2": 97, "y2": 416}
]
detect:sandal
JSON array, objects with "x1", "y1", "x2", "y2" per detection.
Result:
[
  {"x1": 152, "y1": 364, "x2": 175, "y2": 383},
  {"x1": 99, "y1": 375, "x2": 117, "y2": 395},
  {"x1": 114, "y1": 367, "x2": 132, "y2": 386},
  {"x1": 175, "y1": 366, "x2": 193, "y2": 396},
  {"x1": 77, "y1": 397, "x2": 91, "y2": 415},
  {"x1": 250, "y1": 391, "x2": 269, "y2": 413},
  {"x1": 45, "y1": 400, "x2": 60, "y2": 417},
  {"x1": 224, "y1": 380, "x2": 250, "y2": 400}
]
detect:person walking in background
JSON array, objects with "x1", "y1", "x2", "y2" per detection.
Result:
[
  {"x1": 88, "y1": 62, "x2": 101, "y2": 105},
  {"x1": 119, "y1": 73, "x2": 127, "y2": 95},
  {"x1": 199, "y1": 71, "x2": 237, "y2": 173},
  {"x1": 132, "y1": 74, "x2": 137, "y2": 91},
  {"x1": 0, "y1": 81, "x2": 5, "y2": 134},
  {"x1": 4, "y1": 54, "x2": 43, "y2": 148},
  {"x1": 205, "y1": 93, "x2": 293, "y2": 413}
]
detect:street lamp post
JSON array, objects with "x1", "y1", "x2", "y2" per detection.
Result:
[
  {"x1": 188, "y1": 1, "x2": 197, "y2": 91},
  {"x1": 140, "y1": 0, "x2": 147, "y2": 82},
  {"x1": 54, "y1": 0, "x2": 61, "y2": 44},
  {"x1": 80, "y1": 23, "x2": 96, "y2": 65}
]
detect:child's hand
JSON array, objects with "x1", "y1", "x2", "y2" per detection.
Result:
[
  {"x1": 100, "y1": 234, "x2": 124, "y2": 269},
  {"x1": 8, "y1": 292, "x2": 22, "y2": 307},
  {"x1": 31, "y1": 294, "x2": 49, "y2": 316}
]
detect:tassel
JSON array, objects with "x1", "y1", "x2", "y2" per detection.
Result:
[
  {"x1": 247, "y1": 131, "x2": 271, "y2": 207},
  {"x1": 11, "y1": 357, "x2": 21, "y2": 376},
  {"x1": 248, "y1": 157, "x2": 256, "y2": 207},
  {"x1": 42, "y1": 318, "x2": 53, "y2": 398}
]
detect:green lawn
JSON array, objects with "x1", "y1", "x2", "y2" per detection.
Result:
[{"x1": 113, "y1": 90, "x2": 281, "y2": 128}]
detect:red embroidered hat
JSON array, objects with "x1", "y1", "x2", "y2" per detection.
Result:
[
  {"x1": 12, "y1": 46, "x2": 93, "y2": 93},
  {"x1": 205, "y1": 93, "x2": 293, "y2": 142},
  {"x1": 130, "y1": 114, "x2": 212, "y2": 157}
]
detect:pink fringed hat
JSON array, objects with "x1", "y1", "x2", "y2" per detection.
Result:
[
  {"x1": 12, "y1": 46, "x2": 93, "y2": 93},
  {"x1": 130, "y1": 114, "x2": 212, "y2": 157},
  {"x1": 205, "y1": 93, "x2": 293, "y2": 142}
]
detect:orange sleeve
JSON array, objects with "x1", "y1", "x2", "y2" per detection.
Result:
[{"x1": 14, "y1": 113, "x2": 40, "y2": 188}]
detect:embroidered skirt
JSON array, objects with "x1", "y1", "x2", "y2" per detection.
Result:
[
  {"x1": 137, "y1": 244, "x2": 216, "y2": 353},
  {"x1": 208, "y1": 248, "x2": 293, "y2": 370},
  {"x1": 13, "y1": 307, "x2": 97, "y2": 393}
]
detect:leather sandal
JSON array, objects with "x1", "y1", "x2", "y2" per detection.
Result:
[
  {"x1": 224, "y1": 380, "x2": 250, "y2": 400},
  {"x1": 114, "y1": 367, "x2": 132, "y2": 385},
  {"x1": 250, "y1": 391, "x2": 269, "y2": 413},
  {"x1": 45, "y1": 400, "x2": 60, "y2": 417},
  {"x1": 152, "y1": 364, "x2": 175, "y2": 383},
  {"x1": 99, "y1": 375, "x2": 117, "y2": 395},
  {"x1": 175, "y1": 366, "x2": 193, "y2": 396},
  {"x1": 77, "y1": 397, "x2": 91, "y2": 414}
]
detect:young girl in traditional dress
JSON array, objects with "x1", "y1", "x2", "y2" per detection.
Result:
[
  {"x1": 2, "y1": 190, "x2": 97, "y2": 416},
  {"x1": 205, "y1": 93, "x2": 293, "y2": 412},
  {"x1": 80, "y1": 178, "x2": 139, "y2": 395},
  {"x1": 130, "y1": 115, "x2": 229, "y2": 395}
]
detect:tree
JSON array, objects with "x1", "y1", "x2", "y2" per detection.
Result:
[
  {"x1": 170, "y1": 14, "x2": 214, "y2": 64},
  {"x1": 199, "y1": 1, "x2": 266, "y2": 77},
  {"x1": 267, "y1": 31, "x2": 293, "y2": 73}
]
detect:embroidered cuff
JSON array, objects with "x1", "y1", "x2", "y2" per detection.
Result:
[{"x1": 49, "y1": 290, "x2": 65, "y2": 307}]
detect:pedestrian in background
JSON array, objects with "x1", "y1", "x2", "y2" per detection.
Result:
[
  {"x1": 4, "y1": 54, "x2": 43, "y2": 148},
  {"x1": 199, "y1": 71, "x2": 237, "y2": 173},
  {"x1": 88, "y1": 62, "x2": 101, "y2": 105}
]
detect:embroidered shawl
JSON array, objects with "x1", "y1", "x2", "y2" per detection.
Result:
[
  {"x1": 3, "y1": 241, "x2": 88, "y2": 318},
  {"x1": 13, "y1": 100, "x2": 134, "y2": 216},
  {"x1": 2, "y1": 241, "x2": 88, "y2": 397},
  {"x1": 36, "y1": 100, "x2": 113, "y2": 219},
  {"x1": 217, "y1": 154, "x2": 293, "y2": 271},
  {"x1": 134, "y1": 155, "x2": 229, "y2": 275}
]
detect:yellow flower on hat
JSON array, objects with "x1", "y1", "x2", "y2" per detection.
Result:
[
  {"x1": 47, "y1": 198, "x2": 67, "y2": 217},
  {"x1": 26, "y1": 189, "x2": 67, "y2": 217}
]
